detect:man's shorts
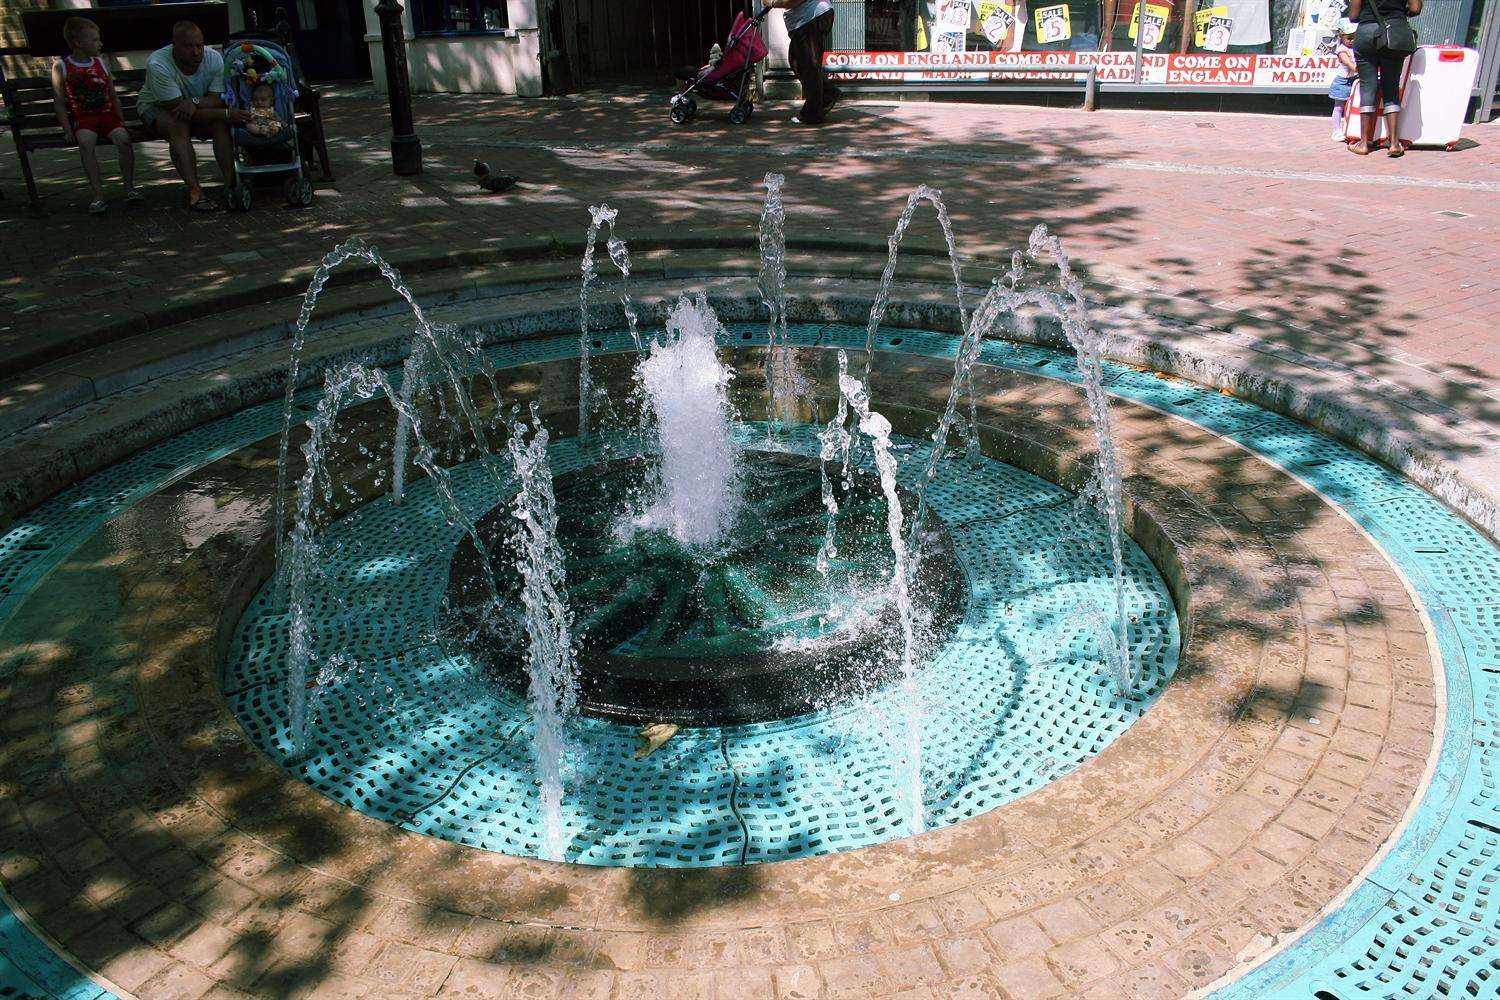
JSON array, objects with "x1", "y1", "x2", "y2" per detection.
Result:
[{"x1": 144, "y1": 107, "x2": 227, "y2": 139}]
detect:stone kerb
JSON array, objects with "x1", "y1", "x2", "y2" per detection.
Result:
[{"x1": 1, "y1": 268, "x2": 1494, "y2": 557}]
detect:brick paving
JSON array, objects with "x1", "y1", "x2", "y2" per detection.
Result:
[
  {"x1": 0, "y1": 347, "x2": 1440, "y2": 998},
  {"x1": 1, "y1": 86, "x2": 1497, "y2": 418}
]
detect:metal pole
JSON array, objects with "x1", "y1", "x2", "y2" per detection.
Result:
[
  {"x1": 375, "y1": 0, "x2": 423, "y2": 175},
  {"x1": 1474, "y1": 0, "x2": 1500, "y2": 122},
  {"x1": 1133, "y1": 0, "x2": 1147, "y2": 84}
]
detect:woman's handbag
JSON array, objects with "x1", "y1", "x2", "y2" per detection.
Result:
[{"x1": 1369, "y1": 3, "x2": 1419, "y2": 55}]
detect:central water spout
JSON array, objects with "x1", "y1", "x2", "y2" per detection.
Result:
[{"x1": 635, "y1": 295, "x2": 742, "y2": 551}]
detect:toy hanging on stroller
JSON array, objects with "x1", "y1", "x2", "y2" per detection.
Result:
[
  {"x1": 671, "y1": 8, "x2": 770, "y2": 126},
  {"x1": 223, "y1": 40, "x2": 313, "y2": 210}
]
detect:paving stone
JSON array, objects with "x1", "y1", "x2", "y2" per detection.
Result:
[
  {"x1": 946, "y1": 974, "x2": 1006, "y2": 999},
  {"x1": 436, "y1": 958, "x2": 516, "y2": 998},
  {"x1": 559, "y1": 969, "x2": 614, "y2": 1000},
  {"x1": 990, "y1": 956, "x2": 1066, "y2": 999},
  {"x1": 773, "y1": 963, "x2": 823, "y2": 999},
  {"x1": 934, "y1": 934, "x2": 995, "y2": 977},
  {"x1": 1047, "y1": 937, "x2": 1121, "y2": 989},
  {"x1": 1031, "y1": 898, "x2": 1100, "y2": 943},
  {"x1": 136, "y1": 959, "x2": 217, "y2": 1000},
  {"x1": 715, "y1": 965, "x2": 774, "y2": 997}
]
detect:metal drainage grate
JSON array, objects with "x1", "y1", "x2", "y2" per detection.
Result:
[{"x1": 226, "y1": 424, "x2": 1180, "y2": 868}]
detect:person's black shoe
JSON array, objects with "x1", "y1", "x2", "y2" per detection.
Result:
[{"x1": 821, "y1": 86, "x2": 841, "y2": 116}]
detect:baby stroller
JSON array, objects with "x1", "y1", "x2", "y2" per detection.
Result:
[
  {"x1": 670, "y1": 8, "x2": 770, "y2": 126},
  {"x1": 223, "y1": 39, "x2": 314, "y2": 210}
]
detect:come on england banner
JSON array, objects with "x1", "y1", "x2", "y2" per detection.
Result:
[{"x1": 823, "y1": 49, "x2": 1342, "y2": 89}]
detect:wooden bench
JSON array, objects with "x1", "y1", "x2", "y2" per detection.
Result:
[{"x1": 1, "y1": 4, "x2": 332, "y2": 209}]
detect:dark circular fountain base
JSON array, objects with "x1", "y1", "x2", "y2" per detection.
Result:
[{"x1": 442, "y1": 450, "x2": 966, "y2": 726}]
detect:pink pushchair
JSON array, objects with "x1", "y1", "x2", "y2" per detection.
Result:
[{"x1": 670, "y1": 8, "x2": 770, "y2": 126}]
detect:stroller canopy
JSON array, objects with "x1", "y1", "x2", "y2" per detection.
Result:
[
  {"x1": 701, "y1": 12, "x2": 769, "y2": 87},
  {"x1": 224, "y1": 40, "x2": 298, "y2": 122}
]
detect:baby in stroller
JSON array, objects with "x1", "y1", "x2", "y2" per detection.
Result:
[
  {"x1": 246, "y1": 82, "x2": 284, "y2": 138},
  {"x1": 223, "y1": 41, "x2": 313, "y2": 209},
  {"x1": 670, "y1": 9, "x2": 770, "y2": 126}
]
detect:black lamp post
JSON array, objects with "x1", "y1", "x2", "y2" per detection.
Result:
[{"x1": 375, "y1": 0, "x2": 423, "y2": 175}]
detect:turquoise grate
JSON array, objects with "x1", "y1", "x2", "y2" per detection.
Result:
[{"x1": 225, "y1": 424, "x2": 1180, "y2": 867}]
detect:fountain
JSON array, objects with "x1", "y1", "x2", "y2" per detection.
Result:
[
  {"x1": 632, "y1": 295, "x2": 742, "y2": 551},
  {"x1": 505, "y1": 405, "x2": 578, "y2": 862},
  {"x1": 261, "y1": 177, "x2": 1163, "y2": 865}
]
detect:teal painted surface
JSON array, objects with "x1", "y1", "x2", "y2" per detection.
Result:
[
  {"x1": 0, "y1": 319, "x2": 1493, "y2": 993},
  {"x1": 0, "y1": 901, "x2": 109, "y2": 999},
  {"x1": 225, "y1": 423, "x2": 1179, "y2": 866}
]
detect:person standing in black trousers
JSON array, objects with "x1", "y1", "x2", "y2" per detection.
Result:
[
  {"x1": 771, "y1": 0, "x2": 840, "y2": 124},
  {"x1": 1347, "y1": 0, "x2": 1422, "y2": 157}
]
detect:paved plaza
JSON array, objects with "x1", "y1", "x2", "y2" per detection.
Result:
[{"x1": 3, "y1": 88, "x2": 1498, "y2": 402}]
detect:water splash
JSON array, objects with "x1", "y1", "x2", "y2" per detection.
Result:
[
  {"x1": 579, "y1": 205, "x2": 642, "y2": 440},
  {"x1": 506, "y1": 405, "x2": 579, "y2": 862},
  {"x1": 1023, "y1": 225, "x2": 1134, "y2": 693},
  {"x1": 281, "y1": 360, "x2": 512, "y2": 759},
  {"x1": 282, "y1": 364, "x2": 379, "y2": 758},
  {"x1": 903, "y1": 249, "x2": 1032, "y2": 560},
  {"x1": 816, "y1": 357, "x2": 853, "y2": 582},
  {"x1": 758, "y1": 172, "x2": 800, "y2": 434},
  {"x1": 861, "y1": 185, "x2": 967, "y2": 386},
  {"x1": 835, "y1": 351, "x2": 924, "y2": 836},
  {"x1": 277, "y1": 238, "x2": 507, "y2": 583},
  {"x1": 634, "y1": 295, "x2": 741, "y2": 550}
]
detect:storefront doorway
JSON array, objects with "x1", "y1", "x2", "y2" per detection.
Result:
[
  {"x1": 240, "y1": 0, "x2": 371, "y2": 81},
  {"x1": 557, "y1": 0, "x2": 756, "y2": 87}
]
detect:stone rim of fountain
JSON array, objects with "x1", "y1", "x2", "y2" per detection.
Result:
[{"x1": 2, "y1": 270, "x2": 1495, "y2": 554}]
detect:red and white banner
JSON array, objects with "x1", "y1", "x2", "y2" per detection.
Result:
[{"x1": 824, "y1": 50, "x2": 1342, "y2": 89}]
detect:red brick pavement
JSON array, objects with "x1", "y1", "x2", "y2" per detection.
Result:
[{"x1": 2, "y1": 87, "x2": 1496, "y2": 416}]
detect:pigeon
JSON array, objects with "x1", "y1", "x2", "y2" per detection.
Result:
[{"x1": 473, "y1": 159, "x2": 519, "y2": 193}]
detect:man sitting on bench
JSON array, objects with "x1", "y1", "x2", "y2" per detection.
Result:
[{"x1": 135, "y1": 20, "x2": 251, "y2": 212}]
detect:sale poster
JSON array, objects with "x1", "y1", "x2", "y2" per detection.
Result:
[
  {"x1": 1203, "y1": 15, "x2": 1232, "y2": 51},
  {"x1": 1193, "y1": 5, "x2": 1227, "y2": 46},
  {"x1": 1129, "y1": 3, "x2": 1171, "y2": 51},
  {"x1": 1033, "y1": 4, "x2": 1073, "y2": 43},
  {"x1": 935, "y1": 0, "x2": 974, "y2": 31},
  {"x1": 980, "y1": 3, "x2": 1018, "y2": 46},
  {"x1": 932, "y1": 29, "x2": 969, "y2": 52}
]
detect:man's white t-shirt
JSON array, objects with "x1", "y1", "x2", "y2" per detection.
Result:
[
  {"x1": 136, "y1": 44, "x2": 225, "y2": 125},
  {"x1": 785, "y1": 0, "x2": 836, "y2": 32}
]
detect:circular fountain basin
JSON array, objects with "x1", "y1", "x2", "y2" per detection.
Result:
[
  {"x1": 445, "y1": 450, "x2": 967, "y2": 725},
  {"x1": 0, "y1": 313, "x2": 1483, "y2": 997},
  {"x1": 226, "y1": 383, "x2": 1180, "y2": 866}
]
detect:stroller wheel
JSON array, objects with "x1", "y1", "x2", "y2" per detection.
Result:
[
  {"x1": 229, "y1": 180, "x2": 252, "y2": 212},
  {"x1": 730, "y1": 101, "x2": 753, "y2": 125},
  {"x1": 670, "y1": 97, "x2": 697, "y2": 126},
  {"x1": 285, "y1": 176, "x2": 314, "y2": 208}
]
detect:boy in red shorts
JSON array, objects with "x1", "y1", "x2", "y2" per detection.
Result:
[{"x1": 50, "y1": 16, "x2": 139, "y2": 214}]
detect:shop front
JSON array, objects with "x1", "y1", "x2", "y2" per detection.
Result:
[{"x1": 772, "y1": 0, "x2": 1498, "y2": 111}]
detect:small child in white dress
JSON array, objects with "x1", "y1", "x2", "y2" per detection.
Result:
[{"x1": 1329, "y1": 19, "x2": 1358, "y2": 142}]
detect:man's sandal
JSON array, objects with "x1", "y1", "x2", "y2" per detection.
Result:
[
  {"x1": 189, "y1": 194, "x2": 220, "y2": 213},
  {"x1": 88, "y1": 200, "x2": 107, "y2": 215},
  {"x1": 124, "y1": 190, "x2": 145, "y2": 205}
]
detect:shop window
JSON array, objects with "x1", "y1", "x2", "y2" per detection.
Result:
[
  {"x1": 412, "y1": 0, "x2": 509, "y2": 36},
  {"x1": 836, "y1": 1, "x2": 1108, "y2": 54}
]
